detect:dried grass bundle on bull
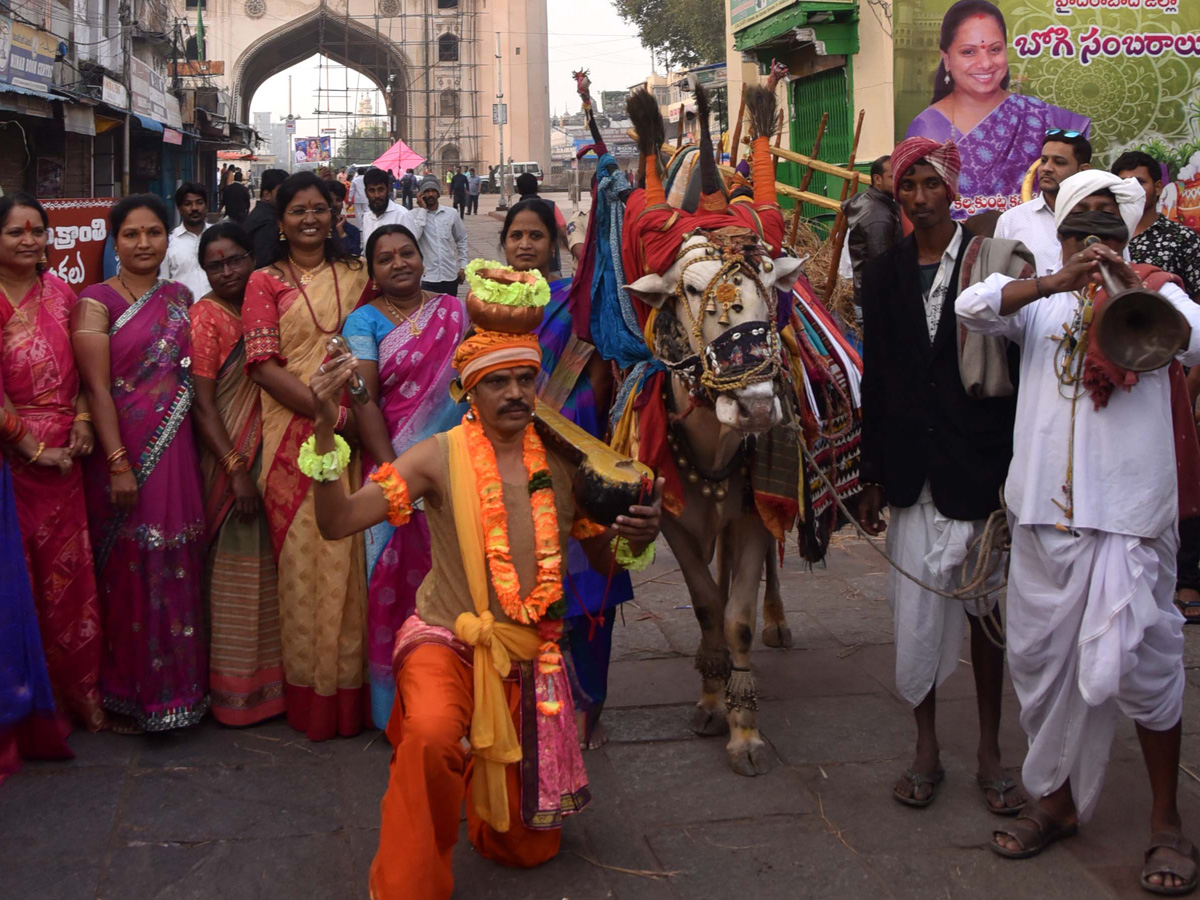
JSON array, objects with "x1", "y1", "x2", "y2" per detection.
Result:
[{"x1": 593, "y1": 69, "x2": 861, "y2": 777}]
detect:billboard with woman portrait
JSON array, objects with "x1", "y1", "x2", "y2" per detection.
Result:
[{"x1": 894, "y1": 0, "x2": 1200, "y2": 225}]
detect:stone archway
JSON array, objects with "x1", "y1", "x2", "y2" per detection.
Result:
[{"x1": 233, "y1": 8, "x2": 411, "y2": 140}]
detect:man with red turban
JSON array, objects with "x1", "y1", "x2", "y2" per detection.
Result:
[
  {"x1": 858, "y1": 136, "x2": 1030, "y2": 817},
  {"x1": 303, "y1": 269, "x2": 665, "y2": 900}
]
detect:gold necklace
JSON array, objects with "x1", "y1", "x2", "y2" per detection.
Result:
[
  {"x1": 288, "y1": 255, "x2": 328, "y2": 287},
  {"x1": 384, "y1": 292, "x2": 427, "y2": 337}
]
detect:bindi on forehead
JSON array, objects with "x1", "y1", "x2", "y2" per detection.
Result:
[{"x1": 24, "y1": 218, "x2": 34, "y2": 233}]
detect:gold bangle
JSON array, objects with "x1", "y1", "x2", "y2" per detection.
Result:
[
  {"x1": 73, "y1": 412, "x2": 93, "y2": 423},
  {"x1": 106, "y1": 447, "x2": 128, "y2": 464},
  {"x1": 29, "y1": 441, "x2": 45, "y2": 464},
  {"x1": 109, "y1": 462, "x2": 132, "y2": 476}
]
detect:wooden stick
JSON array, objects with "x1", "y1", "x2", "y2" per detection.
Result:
[
  {"x1": 773, "y1": 109, "x2": 784, "y2": 147},
  {"x1": 728, "y1": 89, "x2": 745, "y2": 168},
  {"x1": 823, "y1": 109, "x2": 867, "y2": 302},
  {"x1": 676, "y1": 104, "x2": 685, "y2": 148},
  {"x1": 769, "y1": 144, "x2": 870, "y2": 186},
  {"x1": 788, "y1": 111, "x2": 828, "y2": 247},
  {"x1": 717, "y1": 163, "x2": 840, "y2": 211}
]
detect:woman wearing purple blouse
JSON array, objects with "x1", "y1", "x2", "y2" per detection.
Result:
[{"x1": 905, "y1": 0, "x2": 1090, "y2": 220}]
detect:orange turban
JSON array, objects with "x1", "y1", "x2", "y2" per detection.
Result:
[{"x1": 453, "y1": 329, "x2": 543, "y2": 392}]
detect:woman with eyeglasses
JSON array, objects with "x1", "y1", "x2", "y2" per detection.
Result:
[
  {"x1": 190, "y1": 223, "x2": 283, "y2": 727},
  {"x1": 72, "y1": 194, "x2": 208, "y2": 734},
  {"x1": 243, "y1": 171, "x2": 371, "y2": 740},
  {"x1": 904, "y1": 0, "x2": 1089, "y2": 219}
]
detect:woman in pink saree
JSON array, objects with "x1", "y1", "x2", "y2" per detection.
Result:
[
  {"x1": 72, "y1": 194, "x2": 208, "y2": 733},
  {"x1": 0, "y1": 193, "x2": 104, "y2": 733},
  {"x1": 342, "y1": 224, "x2": 465, "y2": 728}
]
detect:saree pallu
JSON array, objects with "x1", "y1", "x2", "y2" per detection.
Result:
[
  {"x1": 349, "y1": 295, "x2": 466, "y2": 729},
  {"x1": 244, "y1": 263, "x2": 371, "y2": 740},
  {"x1": 0, "y1": 458, "x2": 74, "y2": 785},
  {"x1": 194, "y1": 298, "x2": 283, "y2": 726},
  {"x1": 0, "y1": 272, "x2": 103, "y2": 731},
  {"x1": 80, "y1": 281, "x2": 208, "y2": 731}
]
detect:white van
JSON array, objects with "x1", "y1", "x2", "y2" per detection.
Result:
[{"x1": 487, "y1": 161, "x2": 543, "y2": 192}]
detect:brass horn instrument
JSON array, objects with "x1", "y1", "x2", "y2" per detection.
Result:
[{"x1": 1086, "y1": 235, "x2": 1189, "y2": 373}]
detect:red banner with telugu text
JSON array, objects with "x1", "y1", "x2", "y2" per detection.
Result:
[{"x1": 43, "y1": 198, "x2": 116, "y2": 290}]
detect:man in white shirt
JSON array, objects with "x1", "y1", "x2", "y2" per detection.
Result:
[
  {"x1": 360, "y1": 167, "x2": 415, "y2": 250},
  {"x1": 993, "y1": 131, "x2": 1091, "y2": 275},
  {"x1": 957, "y1": 170, "x2": 1200, "y2": 891},
  {"x1": 160, "y1": 181, "x2": 211, "y2": 300},
  {"x1": 409, "y1": 175, "x2": 468, "y2": 296},
  {"x1": 350, "y1": 167, "x2": 368, "y2": 222}
]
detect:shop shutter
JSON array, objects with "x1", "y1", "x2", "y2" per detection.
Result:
[
  {"x1": 0, "y1": 119, "x2": 31, "y2": 193},
  {"x1": 787, "y1": 65, "x2": 852, "y2": 230}
]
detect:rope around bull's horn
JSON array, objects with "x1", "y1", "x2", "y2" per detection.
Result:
[{"x1": 798, "y1": 441, "x2": 1008, "y2": 650}]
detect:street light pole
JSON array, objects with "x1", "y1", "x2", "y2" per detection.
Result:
[{"x1": 495, "y1": 31, "x2": 507, "y2": 210}]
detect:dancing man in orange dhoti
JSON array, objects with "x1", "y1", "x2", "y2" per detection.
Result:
[{"x1": 306, "y1": 264, "x2": 664, "y2": 900}]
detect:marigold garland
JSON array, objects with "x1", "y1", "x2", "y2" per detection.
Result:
[
  {"x1": 463, "y1": 410, "x2": 563, "y2": 626},
  {"x1": 369, "y1": 462, "x2": 413, "y2": 527}
]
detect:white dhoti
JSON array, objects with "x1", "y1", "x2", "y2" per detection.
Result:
[
  {"x1": 1007, "y1": 522, "x2": 1185, "y2": 822},
  {"x1": 887, "y1": 484, "x2": 1000, "y2": 707}
]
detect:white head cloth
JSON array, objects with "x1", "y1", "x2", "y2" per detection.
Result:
[{"x1": 1053, "y1": 170, "x2": 1144, "y2": 241}]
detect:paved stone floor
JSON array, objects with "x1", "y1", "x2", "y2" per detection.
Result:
[{"x1": 7, "y1": 198, "x2": 1200, "y2": 898}]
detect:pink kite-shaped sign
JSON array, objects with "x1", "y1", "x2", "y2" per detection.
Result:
[{"x1": 372, "y1": 139, "x2": 425, "y2": 173}]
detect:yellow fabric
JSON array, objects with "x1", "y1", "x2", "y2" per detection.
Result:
[{"x1": 445, "y1": 423, "x2": 541, "y2": 834}]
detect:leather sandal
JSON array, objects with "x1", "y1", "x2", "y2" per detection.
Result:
[
  {"x1": 977, "y1": 773, "x2": 1025, "y2": 817},
  {"x1": 892, "y1": 767, "x2": 945, "y2": 808},
  {"x1": 991, "y1": 803, "x2": 1078, "y2": 859},
  {"x1": 1141, "y1": 831, "x2": 1200, "y2": 896}
]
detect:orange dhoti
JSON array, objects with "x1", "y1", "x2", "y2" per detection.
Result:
[{"x1": 369, "y1": 642, "x2": 564, "y2": 900}]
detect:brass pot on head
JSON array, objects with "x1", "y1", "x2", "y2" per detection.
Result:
[{"x1": 1086, "y1": 236, "x2": 1189, "y2": 373}]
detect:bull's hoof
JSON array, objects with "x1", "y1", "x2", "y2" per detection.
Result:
[
  {"x1": 761, "y1": 623, "x2": 793, "y2": 649},
  {"x1": 727, "y1": 739, "x2": 774, "y2": 777},
  {"x1": 691, "y1": 705, "x2": 730, "y2": 736}
]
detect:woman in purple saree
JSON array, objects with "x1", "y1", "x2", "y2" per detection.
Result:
[
  {"x1": 342, "y1": 225, "x2": 466, "y2": 728},
  {"x1": 905, "y1": 0, "x2": 1089, "y2": 220},
  {"x1": 72, "y1": 195, "x2": 208, "y2": 733}
]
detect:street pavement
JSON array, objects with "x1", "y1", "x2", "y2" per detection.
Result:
[{"x1": 6, "y1": 197, "x2": 1200, "y2": 899}]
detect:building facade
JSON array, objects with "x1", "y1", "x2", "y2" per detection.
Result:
[{"x1": 724, "y1": 0, "x2": 894, "y2": 221}]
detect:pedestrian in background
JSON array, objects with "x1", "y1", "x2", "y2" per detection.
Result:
[
  {"x1": 409, "y1": 175, "x2": 467, "y2": 296},
  {"x1": 361, "y1": 167, "x2": 415, "y2": 249},
  {"x1": 400, "y1": 168, "x2": 416, "y2": 210},
  {"x1": 161, "y1": 181, "x2": 212, "y2": 301},
  {"x1": 244, "y1": 168, "x2": 288, "y2": 268},
  {"x1": 326, "y1": 179, "x2": 362, "y2": 257},
  {"x1": 450, "y1": 166, "x2": 469, "y2": 218},
  {"x1": 467, "y1": 168, "x2": 482, "y2": 215}
]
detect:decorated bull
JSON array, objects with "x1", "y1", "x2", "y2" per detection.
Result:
[{"x1": 606, "y1": 71, "x2": 816, "y2": 776}]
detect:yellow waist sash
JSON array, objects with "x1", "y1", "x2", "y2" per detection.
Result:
[{"x1": 446, "y1": 423, "x2": 541, "y2": 833}]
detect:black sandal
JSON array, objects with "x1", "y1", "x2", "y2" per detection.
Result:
[
  {"x1": 1141, "y1": 831, "x2": 1199, "y2": 896},
  {"x1": 1176, "y1": 594, "x2": 1200, "y2": 625},
  {"x1": 991, "y1": 803, "x2": 1078, "y2": 859},
  {"x1": 977, "y1": 773, "x2": 1025, "y2": 817},
  {"x1": 892, "y1": 767, "x2": 945, "y2": 808}
]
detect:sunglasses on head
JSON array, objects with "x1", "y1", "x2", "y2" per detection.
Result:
[{"x1": 1046, "y1": 129, "x2": 1083, "y2": 139}]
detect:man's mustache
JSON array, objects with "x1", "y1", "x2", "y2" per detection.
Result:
[{"x1": 499, "y1": 401, "x2": 531, "y2": 414}]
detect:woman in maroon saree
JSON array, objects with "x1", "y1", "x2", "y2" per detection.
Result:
[
  {"x1": 72, "y1": 194, "x2": 208, "y2": 733},
  {"x1": 0, "y1": 193, "x2": 104, "y2": 733}
]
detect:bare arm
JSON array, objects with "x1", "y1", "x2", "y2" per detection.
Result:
[
  {"x1": 1, "y1": 395, "x2": 72, "y2": 471},
  {"x1": 309, "y1": 354, "x2": 441, "y2": 540},
  {"x1": 248, "y1": 358, "x2": 318, "y2": 419},
  {"x1": 71, "y1": 315, "x2": 136, "y2": 509}
]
